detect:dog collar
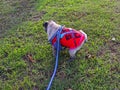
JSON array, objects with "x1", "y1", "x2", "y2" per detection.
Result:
[{"x1": 49, "y1": 26, "x2": 63, "y2": 43}]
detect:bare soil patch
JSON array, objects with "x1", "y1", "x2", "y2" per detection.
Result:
[
  {"x1": 97, "y1": 40, "x2": 120, "y2": 62},
  {"x1": 0, "y1": 0, "x2": 35, "y2": 37}
]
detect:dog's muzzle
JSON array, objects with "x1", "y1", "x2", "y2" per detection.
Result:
[{"x1": 43, "y1": 21, "x2": 48, "y2": 32}]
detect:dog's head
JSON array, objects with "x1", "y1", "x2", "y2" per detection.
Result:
[
  {"x1": 43, "y1": 20, "x2": 60, "y2": 33},
  {"x1": 43, "y1": 20, "x2": 61, "y2": 40}
]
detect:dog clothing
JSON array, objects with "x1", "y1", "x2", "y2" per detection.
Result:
[{"x1": 49, "y1": 27, "x2": 86, "y2": 50}]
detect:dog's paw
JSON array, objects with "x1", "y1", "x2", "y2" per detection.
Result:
[{"x1": 68, "y1": 57, "x2": 75, "y2": 62}]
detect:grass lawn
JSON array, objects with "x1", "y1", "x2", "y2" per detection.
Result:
[{"x1": 0, "y1": 0, "x2": 120, "y2": 90}]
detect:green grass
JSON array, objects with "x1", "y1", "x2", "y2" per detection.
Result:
[{"x1": 0, "y1": 0, "x2": 120, "y2": 90}]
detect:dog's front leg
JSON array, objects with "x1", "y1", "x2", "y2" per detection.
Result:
[{"x1": 52, "y1": 46, "x2": 56, "y2": 57}]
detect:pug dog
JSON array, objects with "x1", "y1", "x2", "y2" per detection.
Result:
[{"x1": 43, "y1": 20, "x2": 87, "y2": 60}]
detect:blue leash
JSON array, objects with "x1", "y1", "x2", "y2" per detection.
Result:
[{"x1": 46, "y1": 26, "x2": 63, "y2": 90}]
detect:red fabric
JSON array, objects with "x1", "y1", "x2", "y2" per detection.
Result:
[{"x1": 51, "y1": 28, "x2": 86, "y2": 49}]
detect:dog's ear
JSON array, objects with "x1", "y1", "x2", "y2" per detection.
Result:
[{"x1": 43, "y1": 22, "x2": 48, "y2": 32}]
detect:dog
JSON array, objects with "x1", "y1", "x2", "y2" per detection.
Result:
[{"x1": 43, "y1": 20, "x2": 87, "y2": 60}]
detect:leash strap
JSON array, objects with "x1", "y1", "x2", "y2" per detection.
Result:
[{"x1": 46, "y1": 26, "x2": 63, "y2": 90}]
